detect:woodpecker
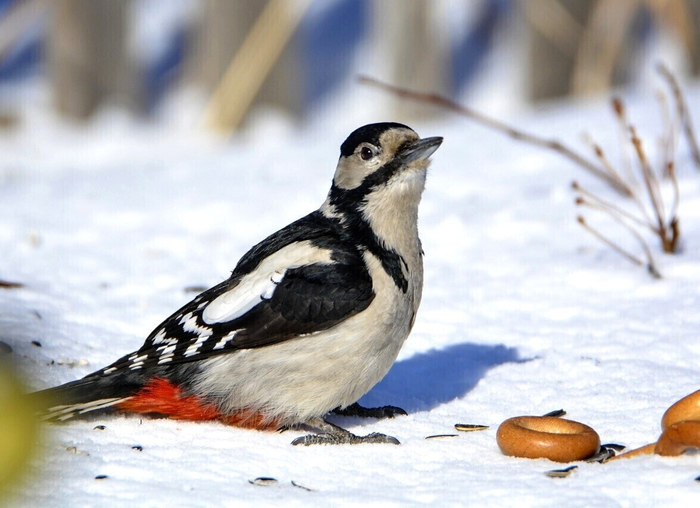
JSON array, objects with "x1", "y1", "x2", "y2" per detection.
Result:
[{"x1": 35, "y1": 123, "x2": 442, "y2": 445}]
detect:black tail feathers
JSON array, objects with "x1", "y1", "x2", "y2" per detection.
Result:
[{"x1": 32, "y1": 374, "x2": 143, "y2": 422}]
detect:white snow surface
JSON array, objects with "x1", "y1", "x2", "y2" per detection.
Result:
[{"x1": 2, "y1": 84, "x2": 700, "y2": 506}]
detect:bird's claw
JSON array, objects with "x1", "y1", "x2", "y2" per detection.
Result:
[
  {"x1": 291, "y1": 431, "x2": 400, "y2": 446},
  {"x1": 333, "y1": 402, "x2": 407, "y2": 420}
]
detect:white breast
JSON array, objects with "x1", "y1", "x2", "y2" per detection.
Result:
[{"x1": 192, "y1": 250, "x2": 423, "y2": 425}]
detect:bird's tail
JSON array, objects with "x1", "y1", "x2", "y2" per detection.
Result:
[{"x1": 31, "y1": 374, "x2": 143, "y2": 422}]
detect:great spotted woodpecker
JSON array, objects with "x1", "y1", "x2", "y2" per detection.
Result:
[{"x1": 36, "y1": 123, "x2": 442, "y2": 445}]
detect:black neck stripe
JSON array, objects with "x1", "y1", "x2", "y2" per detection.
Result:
[{"x1": 329, "y1": 183, "x2": 409, "y2": 293}]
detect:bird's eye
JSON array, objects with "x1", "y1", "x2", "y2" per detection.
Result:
[{"x1": 360, "y1": 146, "x2": 374, "y2": 161}]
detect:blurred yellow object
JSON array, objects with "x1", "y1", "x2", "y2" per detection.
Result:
[{"x1": 0, "y1": 361, "x2": 38, "y2": 494}]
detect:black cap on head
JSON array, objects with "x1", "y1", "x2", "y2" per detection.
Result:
[{"x1": 340, "y1": 122, "x2": 413, "y2": 157}]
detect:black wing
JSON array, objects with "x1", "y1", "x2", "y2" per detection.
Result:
[{"x1": 95, "y1": 212, "x2": 375, "y2": 375}]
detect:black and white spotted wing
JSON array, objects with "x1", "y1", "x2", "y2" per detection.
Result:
[{"x1": 97, "y1": 212, "x2": 375, "y2": 376}]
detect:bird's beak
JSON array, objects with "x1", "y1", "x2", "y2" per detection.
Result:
[{"x1": 399, "y1": 137, "x2": 443, "y2": 163}]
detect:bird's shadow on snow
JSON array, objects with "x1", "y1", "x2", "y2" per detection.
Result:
[{"x1": 357, "y1": 342, "x2": 525, "y2": 414}]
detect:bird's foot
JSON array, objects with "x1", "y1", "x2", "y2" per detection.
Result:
[
  {"x1": 292, "y1": 432, "x2": 399, "y2": 446},
  {"x1": 332, "y1": 402, "x2": 407, "y2": 420},
  {"x1": 290, "y1": 417, "x2": 400, "y2": 446}
]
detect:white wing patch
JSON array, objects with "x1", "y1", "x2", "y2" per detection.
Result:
[
  {"x1": 202, "y1": 269, "x2": 286, "y2": 324},
  {"x1": 202, "y1": 241, "x2": 335, "y2": 325}
]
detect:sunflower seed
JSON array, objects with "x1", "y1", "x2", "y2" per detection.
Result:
[
  {"x1": 601, "y1": 443, "x2": 626, "y2": 452},
  {"x1": 586, "y1": 447, "x2": 615, "y2": 463},
  {"x1": 93, "y1": 425, "x2": 106, "y2": 431},
  {"x1": 542, "y1": 409, "x2": 566, "y2": 418},
  {"x1": 454, "y1": 423, "x2": 489, "y2": 432},
  {"x1": 249, "y1": 477, "x2": 278, "y2": 486},
  {"x1": 0, "y1": 280, "x2": 23, "y2": 288},
  {"x1": 425, "y1": 434, "x2": 459, "y2": 440},
  {"x1": 546, "y1": 466, "x2": 577, "y2": 478},
  {"x1": 184, "y1": 285, "x2": 208, "y2": 294},
  {"x1": 66, "y1": 446, "x2": 89, "y2": 456},
  {"x1": 291, "y1": 480, "x2": 315, "y2": 492},
  {"x1": 132, "y1": 445, "x2": 143, "y2": 452},
  {"x1": 95, "y1": 475, "x2": 108, "y2": 480}
]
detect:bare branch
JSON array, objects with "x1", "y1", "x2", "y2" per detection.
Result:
[
  {"x1": 573, "y1": 183, "x2": 656, "y2": 233},
  {"x1": 358, "y1": 75, "x2": 633, "y2": 196},
  {"x1": 577, "y1": 215, "x2": 661, "y2": 278},
  {"x1": 657, "y1": 62, "x2": 700, "y2": 169},
  {"x1": 577, "y1": 216, "x2": 644, "y2": 267},
  {"x1": 629, "y1": 126, "x2": 666, "y2": 234},
  {"x1": 611, "y1": 97, "x2": 637, "y2": 186}
]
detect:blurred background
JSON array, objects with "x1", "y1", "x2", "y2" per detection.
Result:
[{"x1": 0, "y1": 0, "x2": 698, "y2": 133}]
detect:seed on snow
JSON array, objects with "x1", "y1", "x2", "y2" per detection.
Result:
[
  {"x1": 545, "y1": 466, "x2": 577, "y2": 478},
  {"x1": 291, "y1": 480, "x2": 315, "y2": 492},
  {"x1": 454, "y1": 423, "x2": 489, "y2": 432},
  {"x1": 249, "y1": 477, "x2": 278, "y2": 486}
]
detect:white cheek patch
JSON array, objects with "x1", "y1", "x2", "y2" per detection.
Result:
[{"x1": 202, "y1": 270, "x2": 285, "y2": 324}]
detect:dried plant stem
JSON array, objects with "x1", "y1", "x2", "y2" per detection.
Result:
[
  {"x1": 573, "y1": 183, "x2": 654, "y2": 233},
  {"x1": 654, "y1": 89, "x2": 678, "y2": 174},
  {"x1": 667, "y1": 162, "x2": 680, "y2": 228},
  {"x1": 577, "y1": 217, "x2": 644, "y2": 267},
  {"x1": 358, "y1": 75, "x2": 632, "y2": 196},
  {"x1": 629, "y1": 126, "x2": 672, "y2": 251},
  {"x1": 656, "y1": 63, "x2": 700, "y2": 169},
  {"x1": 577, "y1": 216, "x2": 661, "y2": 278}
]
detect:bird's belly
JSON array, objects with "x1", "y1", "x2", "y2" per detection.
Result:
[{"x1": 192, "y1": 290, "x2": 415, "y2": 425}]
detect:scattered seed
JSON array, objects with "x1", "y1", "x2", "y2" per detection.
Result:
[
  {"x1": 94, "y1": 475, "x2": 108, "y2": 480},
  {"x1": 27, "y1": 231, "x2": 41, "y2": 247},
  {"x1": 586, "y1": 447, "x2": 615, "y2": 463},
  {"x1": 93, "y1": 425, "x2": 106, "y2": 431},
  {"x1": 546, "y1": 466, "x2": 578, "y2": 478},
  {"x1": 454, "y1": 423, "x2": 489, "y2": 432},
  {"x1": 0, "y1": 341, "x2": 12, "y2": 354},
  {"x1": 31, "y1": 340, "x2": 42, "y2": 347},
  {"x1": 132, "y1": 445, "x2": 143, "y2": 451},
  {"x1": 249, "y1": 477, "x2": 278, "y2": 487},
  {"x1": 184, "y1": 285, "x2": 208, "y2": 294},
  {"x1": 694, "y1": 474, "x2": 700, "y2": 482},
  {"x1": 542, "y1": 409, "x2": 566, "y2": 418},
  {"x1": 601, "y1": 443, "x2": 626, "y2": 452},
  {"x1": 425, "y1": 434, "x2": 459, "y2": 440},
  {"x1": 66, "y1": 446, "x2": 89, "y2": 456},
  {"x1": 0, "y1": 279, "x2": 23, "y2": 289},
  {"x1": 56, "y1": 358, "x2": 90, "y2": 368},
  {"x1": 291, "y1": 480, "x2": 315, "y2": 492},
  {"x1": 32, "y1": 310, "x2": 42, "y2": 320}
]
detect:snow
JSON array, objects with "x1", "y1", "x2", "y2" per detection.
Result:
[{"x1": 2, "y1": 81, "x2": 700, "y2": 506}]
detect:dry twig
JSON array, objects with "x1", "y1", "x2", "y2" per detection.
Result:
[
  {"x1": 656, "y1": 63, "x2": 700, "y2": 170},
  {"x1": 358, "y1": 75, "x2": 632, "y2": 196},
  {"x1": 360, "y1": 69, "x2": 692, "y2": 277}
]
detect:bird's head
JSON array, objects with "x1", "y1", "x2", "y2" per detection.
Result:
[
  {"x1": 324, "y1": 123, "x2": 442, "y2": 221},
  {"x1": 332, "y1": 123, "x2": 442, "y2": 192}
]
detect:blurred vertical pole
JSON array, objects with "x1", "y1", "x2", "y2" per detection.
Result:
[
  {"x1": 49, "y1": 0, "x2": 135, "y2": 120},
  {"x1": 372, "y1": 0, "x2": 448, "y2": 120},
  {"x1": 690, "y1": 0, "x2": 700, "y2": 75},
  {"x1": 524, "y1": 0, "x2": 591, "y2": 101},
  {"x1": 193, "y1": 0, "x2": 302, "y2": 132}
]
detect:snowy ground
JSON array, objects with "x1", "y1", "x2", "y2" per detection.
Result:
[{"x1": 1, "y1": 82, "x2": 700, "y2": 506}]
